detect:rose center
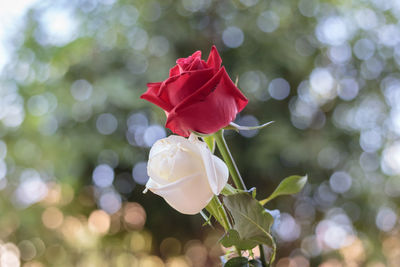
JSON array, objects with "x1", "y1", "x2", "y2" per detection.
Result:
[{"x1": 151, "y1": 142, "x2": 203, "y2": 183}]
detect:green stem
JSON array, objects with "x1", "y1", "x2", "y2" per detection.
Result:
[
  {"x1": 259, "y1": 245, "x2": 268, "y2": 267},
  {"x1": 214, "y1": 129, "x2": 270, "y2": 265},
  {"x1": 205, "y1": 198, "x2": 241, "y2": 257},
  {"x1": 211, "y1": 196, "x2": 231, "y2": 230},
  {"x1": 214, "y1": 130, "x2": 247, "y2": 191}
]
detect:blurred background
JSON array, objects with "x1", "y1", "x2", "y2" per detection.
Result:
[{"x1": 0, "y1": 0, "x2": 400, "y2": 266}]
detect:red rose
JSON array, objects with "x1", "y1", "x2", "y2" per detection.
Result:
[{"x1": 141, "y1": 46, "x2": 248, "y2": 137}]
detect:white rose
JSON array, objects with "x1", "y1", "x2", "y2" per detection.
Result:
[{"x1": 145, "y1": 134, "x2": 229, "y2": 215}]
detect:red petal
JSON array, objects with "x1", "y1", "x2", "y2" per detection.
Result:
[
  {"x1": 157, "y1": 68, "x2": 214, "y2": 107},
  {"x1": 188, "y1": 58, "x2": 207, "y2": 71},
  {"x1": 191, "y1": 50, "x2": 202, "y2": 59},
  {"x1": 169, "y1": 65, "x2": 180, "y2": 76},
  {"x1": 166, "y1": 67, "x2": 248, "y2": 136},
  {"x1": 176, "y1": 50, "x2": 202, "y2": 72},
  {"x1": 206, "y1": 45, "x2": 222, "y2": 73},
  {"x1": 140, "y1": 82, "x2": 173, "y2": 112}
]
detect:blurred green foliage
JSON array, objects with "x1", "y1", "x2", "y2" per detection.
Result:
[{"x1": 1, "y1": 0, "x2": 400, "y2": 266}]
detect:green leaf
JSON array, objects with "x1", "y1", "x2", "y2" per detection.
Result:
[
  {"x1": 251, "y1": 188, "x2": 257, "y2": 199},
  {"x1": 260, "y1": 175, "x2": 308, "y2": 206},
  {"x1": 221, "y1": 184, "x2": 242, "y2": 196},
  {"x1": 248, "y1": 259, "x2": 263, "y2": 267},
  {"x1": 224, "y1": 256, "x2": 249, "y2": 267},
  {"x1": 224, "y1": 121, "x2": 274, "y2": 132},
  {"x1": 222, "y1": 193, "x2": 275, "y2": 250},
  {"x1": 202, "y1": 135, "x2": 215, "y2": 153},
  {"x1": 221, "y1": 229, "x2": 263, "y2": 250},
  {"x1": 221, "y1": 229, "x2": 274, "y2": 250}
]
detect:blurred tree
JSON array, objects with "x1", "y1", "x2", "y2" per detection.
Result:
[{"x1": 0, "y1": 0, "x2": 400, "y2": 266}]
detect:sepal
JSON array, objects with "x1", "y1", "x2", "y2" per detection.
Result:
[
  {"x1": 225, "y1": 121, "x2": 274, "y2": 132},
  {"x1": 221, "y1": 184, "x2": 242, "y2": 196},
  {"x1": 202, "y1": 135, "x2": 215, "y2": 153}
]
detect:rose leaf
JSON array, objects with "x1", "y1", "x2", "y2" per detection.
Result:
[
  {"x1": 248, "y1": 259, "x2": 263, "y2": 267},
  {"x1": 224, "y1": 256, "x2": 249, "y2": 267},
  {"x1": 259, "y1": 175, "x2": 308, "y2": 206},
  {"x1": 221, "y1": 193, "x2": 275, "y2": 250},
  {"x1": 221, "y1": 184, "x2": 242, "y2": 196}
]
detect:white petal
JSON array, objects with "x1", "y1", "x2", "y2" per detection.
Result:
[
  {"x1": 168, "y1": 145, "x2": 203, "y2": 181},
  {"x1": 145, "y1": 177, "x2": 160, "y2": 189},
  {"x1": 188, "y1": 133, "x2": 200, "y2": 142},
  {"x1": 146, "y1": 172, "x2": 214, "y2": 215},
  {"x1": 148, "y1": 137, "x2": 172, "y2": 159},
  {"x1": 197, "y1": 140, "x2": 228, "y2": 195},
  {"x1": 212, "y1": 155, "x2": 229, "y2": 194},
  {"x1": 147, "y1": 155, "x2": 173, "y2": 185},
  {"x1": 148, "y1": 135, "x2": 204, "y2": 184},
  {"x1": 145, "y1": 134, "x2": 228, "y2": 215}
]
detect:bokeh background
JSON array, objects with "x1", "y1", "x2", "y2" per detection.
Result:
[{"x1": 1, "y1": 0, "x2": 400, "y2": 266}]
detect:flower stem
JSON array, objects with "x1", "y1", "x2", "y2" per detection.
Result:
[
  {"x1": 203, "y1": 132, "x2": 242, "y2": 256},
  {"x1": 214, "y1": 130, "x2": 247, "y2": 191},
  {"x1": 209, "y1": 196, "x2": 231, "y2": 230},
  {"x1": 214, "y1": 129, "x2": 268, "y2": 266},
  {"x1": 259, "y1": 245, "x2": 268, "y2": 267},
  {"x1": 202, "y1": 135, "x2": 232, "y2": 232},
  {"x1": 208, "y1": 196, "x2": 242, "y2": 256}
]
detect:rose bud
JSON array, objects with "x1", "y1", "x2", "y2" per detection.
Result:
[
  {"x1": 141, "y1": 45, "x2": 248, "y2": 137},
  {"x1": 145, "y1": 134, "x2": 228, "y2": 215}
]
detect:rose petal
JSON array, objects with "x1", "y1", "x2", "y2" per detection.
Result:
[
  {"x1": 206, "y1": 45, "x2": 222, "y2": 73},
  {"x1": 196, "y1": 137, "x2": 229, "y2": 194},
  {"x1": 169, "y1": 65, "x2": 180, "y2": 76},
  {"x1": 148, "y1": 135, "x2": 205, "y2": 185},
  {"x1": 176, "y1": 50, "x2": 202, "y2": 72},
  {"x1": 165, "y1": 67, "x2": 248, "y2": 136},
  {"x1": 212, "y1": 155, "x2": 229, "y2": 193},
  {"x1": 157, "y1": 68, "x2": 214, "y2": 107},
  {"x1": 146, "y1": 173, "x2": 214, "y2": 215},
  {"x1": 188, "y1": 57, "x2": 207, "y2": 71},
  {"x1": 140, "y1": 82, "x2": 173, "y2": 112}
]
